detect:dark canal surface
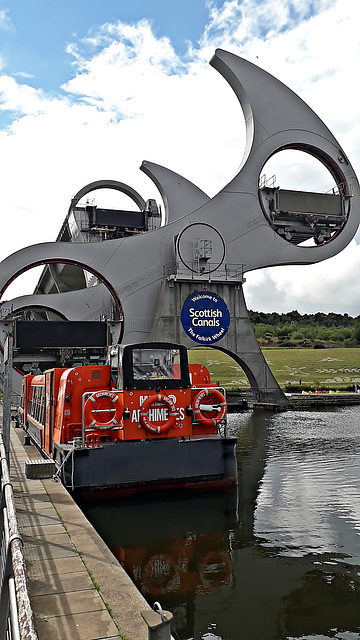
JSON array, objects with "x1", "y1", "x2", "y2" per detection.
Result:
[{"x1": 80, "y1": 407, "x2": 360, "y2": 640}]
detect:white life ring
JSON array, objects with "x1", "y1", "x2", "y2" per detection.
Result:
[
  {"x1": 84, "y1": 390, "x2": 123, "y2": 430},
  {"x1": 140, "y1": 392, "x2": 177, "y2": 434},
  {"x1": 192, "y1": 388, "x2": 227, "y2": 427}
]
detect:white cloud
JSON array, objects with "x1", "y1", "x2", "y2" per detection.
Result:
[
  {"x1": 62, "y1": 21, "x2": 191, "y2": 132},
  {"x1": 0, "y1": 76, "x2": 55, "y2": 114},
  {"x1": 13, "y1": 71, "x2": 35, "y2": 79},
  {"x1": 244, "y1": 240, "x2": 360, "y2": 315},
  {"x1": 1, "y1": 0, "x2": 360, "y2": 315},
  {"x1": 0, "y1": 8, "x2": 14, "y2": 32}
]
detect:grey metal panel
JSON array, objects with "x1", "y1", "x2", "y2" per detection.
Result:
[{"x1": 276, "y1": 190, "x2": 342, "y2": 216}]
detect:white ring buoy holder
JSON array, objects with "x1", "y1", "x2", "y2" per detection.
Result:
[
  {"x1": 140, "y1": 392, "x2": 177, "y2": 434},
  {"x1": 84, "y1": 390, "x2": 123, "y2": 429},
  {"x1": 193, "y1": 388, "x2": 227, "y2": 427}
]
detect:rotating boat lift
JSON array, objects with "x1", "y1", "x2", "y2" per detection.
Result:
[{"x1": 1, "y1": 49, "x2": 359, "y2": 405}]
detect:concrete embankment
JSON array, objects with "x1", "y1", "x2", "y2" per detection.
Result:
[
  {"x1": 286, "y1": 392, "x2": 360, "y2": 409},
  {"x1": 227, "y1": 390, "x2": 360, "y2": 411},
  {"x1": 8, "y1": 424, "x2": 153, "y2": 640}
]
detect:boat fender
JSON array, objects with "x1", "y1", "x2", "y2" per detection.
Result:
[
  {"x1": 192, "y1": 388, "x2": 227, "y2": 427},
  {"x1": 84, "y1": 390, "x2": 123, "y2": 429},
  {"x1": 140, "y1": 393, "x2": 177, "y2": 434}
]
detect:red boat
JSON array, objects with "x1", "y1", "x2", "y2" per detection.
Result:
[{"x1": 19, "y1": 342, "x2": 237, "y2": 495}]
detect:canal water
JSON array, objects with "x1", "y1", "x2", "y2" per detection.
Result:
[{"x1": 81, "y1": 407, "x2": 360, "y2": 640}]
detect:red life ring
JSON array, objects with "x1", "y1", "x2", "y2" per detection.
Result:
[
  {"x1": 84, "y1": 390, "x2": 123, "y2": 430},
  {"x1": 192, "y1": 388, "x2": 227, "y2": 427},
  {"x1": 140, "y1": 393, "x2": 177, "y2": 434}
]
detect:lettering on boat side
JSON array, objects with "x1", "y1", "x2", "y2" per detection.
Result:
[{"x1": 131, "y1": 404, "x2": 186, "y2": 423}]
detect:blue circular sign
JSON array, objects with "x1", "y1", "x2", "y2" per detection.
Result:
[{"x1": 181, "y1": 291, "x2": 230, "y2": 344}]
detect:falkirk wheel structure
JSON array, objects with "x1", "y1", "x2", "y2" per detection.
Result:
[{"x1": 1, "y1": 48, "x2": 360, "y2": 406}]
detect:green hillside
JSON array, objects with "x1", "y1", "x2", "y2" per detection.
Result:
[{"x1": 188, "y1": 346, "x2": 360, "y2": 392}]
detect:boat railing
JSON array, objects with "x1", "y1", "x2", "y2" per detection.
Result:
[
  {"x1": 0, "y1": 429, "x2": 38, "y2": 640},
  {"x1": 82, "y1": 391, "x2": 91, "y2": 448}
]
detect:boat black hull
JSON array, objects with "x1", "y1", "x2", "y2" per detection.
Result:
[{"x1": 54, "y1": 436, "x2": 238, "y2": 495}]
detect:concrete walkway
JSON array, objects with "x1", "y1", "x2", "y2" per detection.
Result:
[{"x1": 9, "y1": 425, "x2": 151, "y2": 640}]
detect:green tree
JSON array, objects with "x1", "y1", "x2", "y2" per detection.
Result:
[{"x1": 355, "y1": 320, "x2": 360, "y2": 345}]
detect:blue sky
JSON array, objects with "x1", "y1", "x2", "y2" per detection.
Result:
[
  {"x1": 1, "y1": 0, "x2": 360, "y2": 314},
  {"x1": 0, "y1": 0, "x2": 213, "y2": 96}
]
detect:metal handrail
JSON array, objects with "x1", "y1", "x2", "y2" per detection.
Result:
[{"x1": 0, "y1": 431, "x2": 38, "y2": 640}]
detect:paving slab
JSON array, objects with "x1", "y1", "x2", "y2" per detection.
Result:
[
  {"x1": 32, "y1": 589, "x2": 107, "y2": 618},
  {"x1": 13, "y1": 490, "x2": 53, "y2": 502},
  {"x1": 29, "y1": 569, "x2": 93, "y2": 596},
  {"x1": 26, "y1": 554, "x2": 86, "y2": 579},
  {"x1": 35, "y1": 610, "x2": 119, "y2": 640},
  {"x1": 22, "y1": 533, "x2": 79, "y2": 562},
  {"x1": 15, "y1": 501, "x2": 55, "y2": 514},
  {"x1": 19, "y1": 523, "x2": 66, "y2": 536},
  {"x1": 16, "y1": 511, "x2": 64, "y2": 528}
]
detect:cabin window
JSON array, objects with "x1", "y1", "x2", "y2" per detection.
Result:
[
  {"x1": 132, "y1": 348, "x2": 181, "y2": 381},
  {"x1": 33, "y1": 393, "x2": 37, "y2": 417},
  {"x1": 28, "y1": 385, "x2": 44, "y2": 422},
  {"x1": 28, "y1": 389, "x2": 35, "y2": 417},
  {"x1": 37, "y1": 389, "x2": 40, "y2": 419},
  {"x1": 35, "y1": 388, "x2": 40, "y2": 421},
  {"x1": 40, "y1": 393, "x2": 45, "y2": 425},
  {"x1": 122, "y1": 343, "x2": 191, "y2": 390}
]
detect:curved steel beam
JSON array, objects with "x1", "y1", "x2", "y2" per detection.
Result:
[
  {"x1": 0, "y1": 253, "x2": 122, "y2": 316},
  {"x1": 1, "y1": 283, "x2": 116, "y2": 323},
  {"x1": 141, "y1": 161, "x2": 209, "y2": 224},
  {"x1": 68, "y1": 179, "x2": 146, "y2": 215}
]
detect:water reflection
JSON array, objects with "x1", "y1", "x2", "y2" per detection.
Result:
[
  {"x1": 83, "y1": 490, "x2": 238, "y2": 597},
  {"x1": 81, "y1": 489, "x2": 238, "y2": 638},
  {"x1": 80, "y1": 407, "x2": 360, "y2": 640}
]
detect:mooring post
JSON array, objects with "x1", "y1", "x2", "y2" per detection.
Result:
[{"x1": 141, "y1": 602, "x2": 173, "y2": 640}]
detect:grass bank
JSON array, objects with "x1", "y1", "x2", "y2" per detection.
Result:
[{"x1": 188, "y1": 347, "x2": 360, "y2": 392}]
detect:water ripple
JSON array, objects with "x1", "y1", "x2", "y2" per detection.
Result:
[{"x1": 254, "y1": 408, "x2": 360, "y2": 560}]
